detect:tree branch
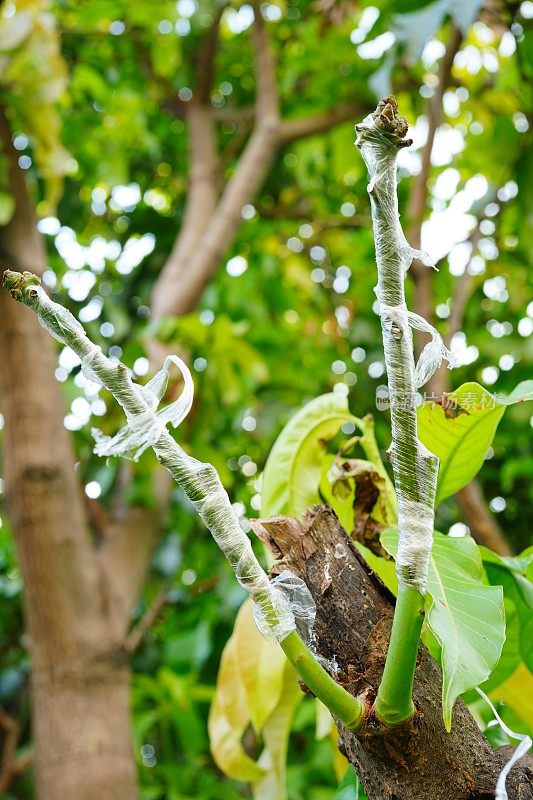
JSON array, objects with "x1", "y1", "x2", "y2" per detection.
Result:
[
  {"x1": 150, "y1": 10, "x2": 370, "y2": 319},
  {"x1": 195, "y1": 6, "x2": 226, "y2": 103},
  {"x1": 406, "y1": 24, "x2": 463, "y2": 338},
  {"x1": 123, "y1": 589, "x2": 170, "y2": 655},
  {"x1": 0, "y1": 705, "x2": 33, "y2": 795},
  {"x1": 4, "y1": 270, "x2": 365, "y2": 731},
  {"x1": 251, "y1": 0, "x2": 280, "y2": 125},
  {"x1": 279, "y1": 101, "x2": 367, "y2": 143},
  {"x1": 151, "y1": 2, "x2": 282, "y2": 319}
]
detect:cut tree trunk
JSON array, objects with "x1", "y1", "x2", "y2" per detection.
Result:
[{"x1": 253, "y1": 506, "x2": 533, "y2": 800}]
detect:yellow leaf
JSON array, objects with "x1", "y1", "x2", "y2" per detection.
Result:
[
  {"x1": 208, "y1": 633, "x2": 265, "y2": 782},
  {"x1": 329, "y1": 724, "x2": 348, "y2": 782},
  {"x1": 489, "y1": 663, "x2": 533, "y2": 729},
  {"x1": 253, "y1": 661, "x2": 302, "y2": 800},
  {"x1": 235, "y1": 599, "x2": 287, "y2": 733},
  {"x1": 315, "y1": 698, "x2": 333, "y2": 740},
  {"x1": 315, "y1": 699, "x2": 348, "y2": 782}
]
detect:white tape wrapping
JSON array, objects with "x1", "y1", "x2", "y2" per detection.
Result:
[
  {"x1": 396, "y1": 498, "x2": 434, "y2": 592},
  {"x1": 355, "y1": 106, "x2": 454, "y2": 594}
]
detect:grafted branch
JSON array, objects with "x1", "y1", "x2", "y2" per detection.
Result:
[
  {"x1": 356, "y1": 98, "x2": 451, "y2": 726},
  {"x1": 3, "y1": 270, "x2": 365, "y2": 732}
]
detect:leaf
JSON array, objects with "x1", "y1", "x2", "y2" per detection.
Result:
[
  {"x1": 417, "y1": 381, "x2": 533, "y2": 504},
  {"x1": 333, "y1": 765, "x2": 366, "y2": 800},
  {"x1": 0, "y1": 191, "x2": 15, "y2": 225},
  {"x1": 489, "y1": 663, "x2": 533, "y2": 739},
  {"x1": 500, "y1": 380, "x2": 533, "y2": 404},
  {"x1": 315, "y1": 700, "x2": 349, "y2": 781},
  {"x1": 252, "y1": 661, "x2": 302, "y2": 800},
  {"x1": 0, "y1": 11, "x2": 32, "y2": 51},
  {"x1": 208, "y1": 633, "x2": 265, "y2": 782},
  {"x1": 234, "y1": 599, "x2": 287, "y2": 733},
  {"x1": 319, "y1": 456, "x2": 398, "y2": 594},
  {"x1": 261, "y1": 393, "x2": 355, "y2": 517},
  {"x1": 381, "y1": 529, "x2": 505, "y2": 731},
  {"x1": 480, "y1": 546, "x2": 533, "y2": 671},
  {"x1": 210, "y1": 600, "x2": 300, "y2": 790}
]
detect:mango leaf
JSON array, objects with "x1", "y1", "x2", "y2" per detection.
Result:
[
  {"x1": 381, "y1": 529, "x2": 505, "y2": 731},
  {"x1": 333, "y1": 765, "x2": 367, "y2": 800},
  {"x1": 463, "y1": 601, "x2": 521, "y2": 697},
  {"x1": 234, "y1": 599, "x2": 287, "y2": 733},
  {"x1": 480, "y1": 546, "x2": 533, "y2": 671},
  {"x1": 253, "y1": 661, "x2": 302, "y2": 800},
  {"x1": 319, "y1": 456, "x2": 398, "y2": 594},
  {"x1": 489, "y1": 663, "x2": 533, "y2": 739},
  {"x1": 261, "y1": 393, "x2": 355, "y2": 517},
  {"x1": 208, "y1": 632, "x2": 265, "y2": 782},
  {"x1": 417, "y1": 381, "x2": 533, "y2": 504},
  {"x1": 210, "y1": 600, "x2": 301, "y2": 792},
  {"x1": 315, "y1": 700, "x2": 349, "y2": 782}
]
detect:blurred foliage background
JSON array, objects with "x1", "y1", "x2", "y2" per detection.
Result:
[{"x1": 0, "y1": 0, "x2": 532, "y2": 798}]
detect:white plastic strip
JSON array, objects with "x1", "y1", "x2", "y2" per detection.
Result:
[
  {"x1": 355, "y1": 101, "x2": 447, "y2": 595},
  {"x1": 379, "y1": 302, "x2": 455, "y2": 389},
  {"x1": 92, "y1": 355, "x2": 194, "y2": 461},
  {"x1": 476, "y1": 687, "x2": 532, "y2": 800}
]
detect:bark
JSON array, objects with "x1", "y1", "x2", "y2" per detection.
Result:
[
  {"x1": 255, "y1": 506, "x2": 533, "y2": 800},
  {"x1": 150, "y1": 102, "x2": 219, "y2": 320},
  {"x1": 33, "y1": 662, "x2": 136, "y2": 800},
  {"x1": 0, "y1": 107, "x2": 140, "y2": 798}
]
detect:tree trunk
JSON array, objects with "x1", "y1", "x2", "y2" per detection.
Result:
[
  {"x1": 33, "y1": 661, "x2": 136, "y2": 800},
  {"x1": 253, "y1": 506, "x2": 533, "y2": 800},
  {"x1": 0, "y1": 106, "x2": 140, "y2": 799}
]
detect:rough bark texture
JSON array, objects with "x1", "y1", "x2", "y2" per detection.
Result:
[
  {"x1": 254, "y1": 506, "x2": 533, "y2": 800},
  {"x1": 0, "y1": 106, "x2": 139, "y2": 799},
  {"x1": 33, "y1": 663, "x2": 136, "y2": 800}
]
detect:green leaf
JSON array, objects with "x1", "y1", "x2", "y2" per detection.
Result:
[
  {"x1": 500, "y1": 380, "x2": 533, "y2": 404},
  {"x1": 381, "y1": 529, "x2": 505, "y2": 731},
  {"x1": 261, "y1": 393, "x2": 355, "y2": 517},
  {"x1": 333, "y1": 765, "x2": 366, "y2": 800},
  {"x1": 417, "y1": 381, "x2": 533, "y2": 504},
  {"x1": 480, "y1": 546, "x2": 533, "y2": 671}
]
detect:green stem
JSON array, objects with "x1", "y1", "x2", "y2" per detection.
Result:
[
  {"x1": 373, "y1": 585, "x2": 424, "y2": 725},
  {"x1": 281, "y1": 631, "x2": 364, "y2": 730}
]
